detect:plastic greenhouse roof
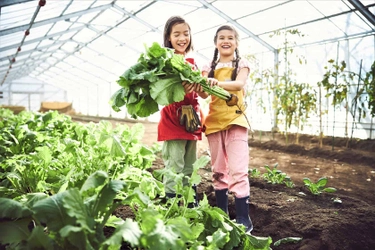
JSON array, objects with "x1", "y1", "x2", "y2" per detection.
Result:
[{"x1": 0, "y1": 0, "x2": 374, "y2": 111}]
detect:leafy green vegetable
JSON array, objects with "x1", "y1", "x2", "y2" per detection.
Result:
[
  {"x1": 303, "y1": 177, "x2": 337, "y2": 195},
  {"x1": 110, "y1": 42, "x2": 231, "y2": 119},
  {"x1": 274, "y1": 237, "x2": 303, "y2": 246}
]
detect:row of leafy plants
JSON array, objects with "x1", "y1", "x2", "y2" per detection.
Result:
[
  {"x1": 247, "y1": 29, "x2": 375, "y2": 147},
  {"x1": 0, "y1": 108, "x2": 272, "y2": 250},
  {"x1": 249, "y1": 163, "x2": 337, "y2": 196}
]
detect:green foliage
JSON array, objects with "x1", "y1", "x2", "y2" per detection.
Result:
[
  {"x1": 303, "y1": 177, "x2": 337, "y2": 195},
  {"x1": 0, "y1": 110, "x2": 157, "y2": 199},
  {"x1": 0, "y1": 171, "x2": 129, "y2": 249},
  {"x1": 272, "y1": 30, "x2": 317, "y2": 141},
  {"x1": 262, "y1": 164, "x2": 294, "y2": 188},
  {"x1": 274, "y1": 237, "x2": 303, "y2": 247},
  {"x1": 0, "y1": 161, "x2": 273, "y2": 250},
  {"x1": 0, "y1": 109, "x2": 273, "y2": 249},
  {"x1": 249, "y1": 168, "x2": 261, "y2": 178},
  {"x1": 320, "y1": 60, "x2": 351, "y2": 108},
  {"x1": 363, "y1": 61, "x2": 375, "y2": 118},
  {"x1": 248, "y1": 29, "x2": 317, "y2": 142},
  {"x1": 110, "y1": 42, "x2": 231, "y2": 119},
  {"x1": 318, "y1": 59, "x2": 375, "y2": 140}
]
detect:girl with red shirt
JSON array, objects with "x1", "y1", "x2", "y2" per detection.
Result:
[{"x1": 158, "y1": 16, "x2": 205, "y2": 205}]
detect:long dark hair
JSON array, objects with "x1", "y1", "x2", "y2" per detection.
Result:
[
  {"x1": 208, "y1": 25, "x2": 240, "y2": 80},
  {"x1": 163, "y1": 16, "x2": 193, "y2": 53}
]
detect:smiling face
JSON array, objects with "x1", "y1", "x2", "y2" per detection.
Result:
[
  {"x1": 169, "y1": 22, "x2": 191, "y2": 55},
  {"x1": 215, "y1": 28, "x2": 238, "y2": 60}
]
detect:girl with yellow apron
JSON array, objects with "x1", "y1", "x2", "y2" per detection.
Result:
[{"x1": 201, "y1": 25, "x2": 253, "y2": 234}]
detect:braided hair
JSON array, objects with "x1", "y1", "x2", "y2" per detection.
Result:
[
  {"x1": 208, "y1": 25, "x2": 240, "y2": 80},
  {"x1": 163, "y1": 16, "x2": 193, "y2": 53}
]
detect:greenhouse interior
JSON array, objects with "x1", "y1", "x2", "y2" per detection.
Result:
[
  {"x1": 1, "y1": 1, "x2": 375, "y2": 250},
  {"x1": 1, "y1": 0, "x2": 375, "y2": 139}
]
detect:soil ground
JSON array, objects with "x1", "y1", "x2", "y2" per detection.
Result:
[{"x1": 74, "y1": 116, "x2": 375, "y2": 250}]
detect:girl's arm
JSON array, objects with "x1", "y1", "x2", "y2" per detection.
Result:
[
  {"x1": 215, "y1": 67, "x2": 249, "y2": 91},
  {"x1": 202, "y1": 67, "x2": 249, "y2": 93}
]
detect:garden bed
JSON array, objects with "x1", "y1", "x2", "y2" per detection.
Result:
[{"x1": 116, "y1": 120, "x2": 375, "y2": 250}]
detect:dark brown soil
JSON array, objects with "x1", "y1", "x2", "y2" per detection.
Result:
[{"x1": 74, "y1": 116, "x2": 375, "y2": 250}]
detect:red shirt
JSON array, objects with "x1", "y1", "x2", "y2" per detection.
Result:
[{"x1": 157, "y1": 58, "x2": 202, "y2": 141}]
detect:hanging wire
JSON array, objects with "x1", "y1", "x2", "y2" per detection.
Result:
[
  {"x1": 234, "y1": 102, "x2": 254, "y2": 138},
  {"x1": 1, "y1": 0, "x2": 46, "y2": 86}
]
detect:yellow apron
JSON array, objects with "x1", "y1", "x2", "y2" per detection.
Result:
[{"x1": 204, "y1": 67, "x2": 249, "y2": 135}]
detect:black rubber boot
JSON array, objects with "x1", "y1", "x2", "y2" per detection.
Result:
[
  {"x1": 235, "y1": 196, "x2": 253, "y2": 233},
  {"x1": 215, "y1": 189, "x2": 228, "y2": 214},
  {"x1": 188, "y1": 185, "x2": 199, "y2": 208},
  {"x1": 165, "y1": 193, "x2": 182, "y2": 206},
  {"x1": 166, "y1": 193, "x2": 176, "y2": 198}
]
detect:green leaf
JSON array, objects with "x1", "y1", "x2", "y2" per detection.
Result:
[
  {"x1": 92, "y1": 180, "x2": 125, "y2": 218},
  {"x1": 59, "y1": 225, "x2": 91, "y2": 249},
  {"x1": 80, "y1": 171, "x2": 108, "y2": 193},
  {"x1": 42, "y1": 111, "x2": 57, "y2": 122},
  {"x1": 274, "y1": 236, "x2": 302, "y2": 246},
  {"x1": 207, "y1": 228, "x2": 230, "y2": 248},
  {"x1": 248, "y1": 234, "x2": 273, "y2": 249},
  {"x1": 104, "y1": 218, "x2": 142, "y2": 248},
  {"x1": 122, "y1": 188, "x2": 150, "y2": 208},
  {"x1": 62, "y1": 189, "x2": 95, "y2": 232},
  {"x1": 58, "y1": 167, "x2": 76, "y2": 193},
  {"x1": 27, "y1": 225, "x2": 54, "y2": 250},
  {"x1": 126, "y1": 94, "x2": 159, "y2": 118},
  {"x1": 0, "y1": 198, "x2": 32, "y2": 219},
  {"x1": 33, "y1": 191, "x2": 75, "y2": 232},
  {"x1": 140, "y1": 218, "x2": 186, "y2": 250},
  {"x1": 316, "y1": 177, "x2": 328, "y2": 187},
  {"x1": 302, "y1": 177, "x2": 311, "y2": 185},
  {"x1": 323, "y1": 187, "x2": 337, "y2": 193},
  {"x1": 109, "y1": 135, "x2": 127, "y2": 157},
  {"x1": 146, "y1": 42, "x2": 170, "y2": 59},
  {"x1": 109, "y1": 88, "x2": 127, "y2": 112},
  {"x1": 0, "y1": 218, "x2": 31, "y2": 244},
  {"x1": 150, "y1": 75, "x2": 186, "y2": 106},
  {"x1": 24, "y1": 192, "x2": 49, "y2": 207},
  {"x1": 166, "y1": 217, "x2": 194, "y2": 241}
]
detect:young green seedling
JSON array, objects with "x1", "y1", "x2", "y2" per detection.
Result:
[
  {"x1": 262, "y1": 163, "x2": 294, "y2": 187},
  {"x1": 303, "y1": 177, "x2": 337, "y2": 195}
]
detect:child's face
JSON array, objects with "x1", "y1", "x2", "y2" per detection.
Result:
[
  {"x1": 215, "y1": 29, "x2": 238, "y2": 57},
  {"x1": 169, "y1": 23, "x2": 190, "y2": 55}
]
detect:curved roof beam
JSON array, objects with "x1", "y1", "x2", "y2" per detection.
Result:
[
  {"x1": 0, "y1": 26, "x2": 86, "y2": 53},
  {"x1": 347, "y1": 0, "x2": 375, "y2": 27},
  {"x1": 0, "y1": 3, "x2": 113, "y2": 36},
  {"x1": 112, "y1": 4, "x2": 160, "y2": 33},
  {"x1": 0, "y1": 0, "x2": 34, "y2": 8},
  {"x1": 197, "y1": 0, "x2": 276, "y2": 53}
]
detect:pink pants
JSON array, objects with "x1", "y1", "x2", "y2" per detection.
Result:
[{"x1": 207, "y1": 125, "x2": 250, "y2": 198}]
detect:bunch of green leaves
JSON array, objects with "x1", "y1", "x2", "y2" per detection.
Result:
[
  {"x1": 262, "y1": 163, "x2": 294, "y2": 187},
  {"x1": 303, "y1": 177, "x2": 337, "y2": 195},
  {"x1": 110, "y1": 42, "x2": 230, "y2": 119},
  {"x1": 249, "y1": 168, "x2": 261, "y2": 178}
]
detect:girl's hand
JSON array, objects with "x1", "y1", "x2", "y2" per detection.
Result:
[
  {"x1": 193, "y1": 83, "x2": 203, "y2": 92},
  {"x1": 182, "y1": 82, "x2": 203, "y2": 93},
  {"x1": 206, "y1": 78, "x2": 219, "y2": 87},
  {"x1": 182, "y1": 81, "x2": 194, "y2": 94}
]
